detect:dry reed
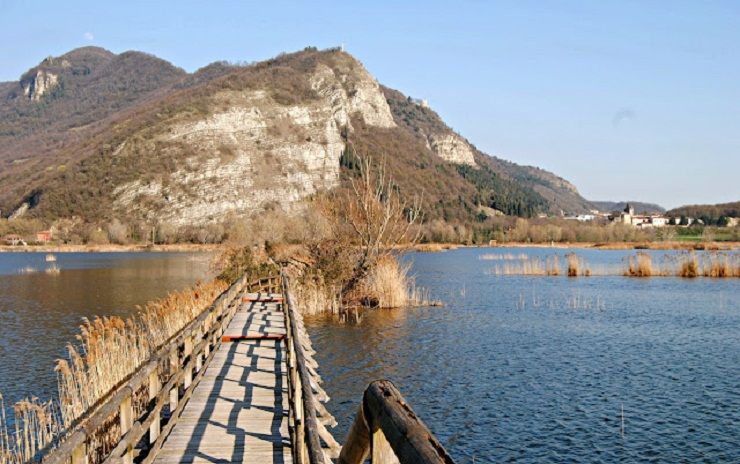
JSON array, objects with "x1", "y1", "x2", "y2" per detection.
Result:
[
  {"x1": 44, "y1": 265, "x2": 60, "y2": 275},
  {"x1": 625, "y1": 252, "x2": 653, "y2": 277},
  {"x1": 293, "y1": 277, "x2": 340, "y2": 315},
  {"x1": 622, "y1": 251, "x2": 739, "y2": 278},
  {"x1": 489, "y1": 254, "x2": 580, "y2": 276},
  {"x1": 0, "y1": 279, "x2": 227, "y2": 464},
  {"x1": 478, "y1": 253, "x2": 529, "y2": 261},
  {"x1": 566, "y1": 253, "x2": 591, "y2": 277}
]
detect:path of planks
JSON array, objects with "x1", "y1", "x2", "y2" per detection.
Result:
[{"x1": 153, "y1": 292, "x2": 292, "y2": 464}]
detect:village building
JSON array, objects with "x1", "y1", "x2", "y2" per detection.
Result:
[
  {"x1": 612, "y1": 204, "x2": 670, "y2": 227},
  {"x1": 36, "y1": 230, "x2": 53, "y2": 243}
]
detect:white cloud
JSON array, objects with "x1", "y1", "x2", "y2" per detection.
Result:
[{"x1": 83, "y1": 32, "x2": 94, "y2": 41}]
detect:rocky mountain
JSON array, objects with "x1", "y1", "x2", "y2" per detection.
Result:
[
  {"x1": 591, "y1": 201, "x2": 666, "y2": 214},
  {"x1": 0, "y1": 47, "x2": 594, "y2": 226}
]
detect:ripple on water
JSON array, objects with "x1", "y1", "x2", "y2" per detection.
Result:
[{"x1": 306, "y1": 248, "x2": 740, "y2": 463}]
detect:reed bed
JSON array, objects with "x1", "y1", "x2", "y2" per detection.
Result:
[
  {"x1": 488, "y1": 254, "x2": 586, "y2": 276},
  {"x1": 44, "y1": 265, "x2": 60, "y2": 275},
  {"x1": 0, "y1": 395, "x2": 63, "y2": 464},
  {"x1": 623, "y1": 251, "x2": 739, "y2": 278},
  {"x1": 293, "y1": 277, "x2": 340, "y2": 315},
  {"x1": 566, "y1": 253, "x2": 591, "y2": 277},
  {"x1": 514, "y1": 290, "x2": 606, "y2": 311},
  {"x1": 363, "y1": 257, "x2": 437, "y2": 308},
  {"x1": 0, "y1": 279, "x2": 227, "y2": 464},
  {"x1": 478, "y1": 253, "x2": 529, "y2": 261},
  {"x1": 625, "y1": 252, "x2": 654, "y2": 277}
]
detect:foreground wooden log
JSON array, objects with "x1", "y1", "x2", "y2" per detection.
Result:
[{"x1": 339, "y1": 380, "x2": 455, "y2": 464}]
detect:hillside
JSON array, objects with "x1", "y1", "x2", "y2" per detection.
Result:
[
  {"x1": 0, "y1": 47, "x2": 594, "y2": 227},
  {"x1": 591, "y1": 201, "x2": 665, "y2": 214},
  {"x1": 667, "y1": 201, "x2": 740, "y2": 224}
]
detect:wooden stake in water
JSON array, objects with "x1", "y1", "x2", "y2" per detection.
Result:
[{"x1": 620, "y1": 404, "x2": 625, "y2": 439}]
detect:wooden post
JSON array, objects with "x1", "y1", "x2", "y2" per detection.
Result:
[
  {"x1": 338, "y1": 403, "x2": 370, "y2": 464},
  {"x1": 70, "y1": 442, "x2": 87, "y2": 464},
  {"x1": 183, "y1": 335, "x2": 193, "y2": 359},
  {"x1": 184, "y1": 365, "x2": 192, "y2": 390},
  {"x1": 148, "y1": 369, "x2": 161, "y2": 444},
  {"x1": 119, "y1": 394, "x2": 133, "y2": 464},
  {"x1": 169, "y1": 387, "x2": 178, "y2": 415},
  {"x1": 372, "y1": 427, "x2": 400, "y2": 464}
]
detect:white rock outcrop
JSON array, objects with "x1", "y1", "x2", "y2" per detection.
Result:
[
  {"x1": 113, "y1": 59, "x2": 395, "y2": 225},
  {"x1": 429, "y1": 133, "x2": 477, "y2": 166},
  {"x1": 22, "y1": 70, "x2": 59, "y2": 101}
]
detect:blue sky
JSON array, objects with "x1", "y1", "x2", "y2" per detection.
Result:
[{"x1": 1, "y1": 0, "x2": 738, "y2": 208}]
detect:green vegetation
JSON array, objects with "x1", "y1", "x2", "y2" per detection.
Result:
[{"x1": 667, "y1": 201, "x2": 740, "y2": 226}]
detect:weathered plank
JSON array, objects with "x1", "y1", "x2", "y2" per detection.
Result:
[{"x1": 153, "y1": 298, "x2": 292, "y2": 464}]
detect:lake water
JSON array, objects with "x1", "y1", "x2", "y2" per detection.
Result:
[
  {"x1": 0, "y1": 252, "x2": 213, "y2": 406},
  {"x1": 306, "y1": 247, "x2": 739, "y2": 463},
  {"x1": 0, "y1": 248, "x2": 737, "y2": 462}
]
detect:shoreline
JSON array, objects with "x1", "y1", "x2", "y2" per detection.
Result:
[
  {"x1": 2, "y1": 241, "x2": 738, "y2": 254},
  {"x1": 0, "y1": 243, "x2": 222, "y2": 253},
  {"x1": 410, "y1": 241, "x2": 740, "y2": 252}
]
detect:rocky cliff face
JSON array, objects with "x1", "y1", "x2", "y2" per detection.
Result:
[
  {"x1": 2, "y1": 47, "x2": 594, "y2": 225},
  {"x1": 428, "y1": 133, "x2": 477, "y2": 166},
  {"x1": 111, "y1": 54, "x2": 395, "y2": 225},
  {"x1": 21, "y1": 70, "x2": 60, "y2": 101}
]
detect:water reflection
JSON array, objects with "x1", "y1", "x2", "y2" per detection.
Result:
[{"x1": 0, "y1": 252, "x2": 213, "y2": 405}]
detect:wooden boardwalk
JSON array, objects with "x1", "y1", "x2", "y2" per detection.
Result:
[{"x1": 154, "y1": 294, "x2": 292, "y2": 464}]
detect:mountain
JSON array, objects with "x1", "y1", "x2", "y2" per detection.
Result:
[
  {"x1": 0, "y1": 47, "x2": 594, "y2": 226},
  {"x1": 591, "y1": 201, "x2": 665, "y2": 214}
]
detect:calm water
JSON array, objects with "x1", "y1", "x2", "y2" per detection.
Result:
[
  {"x1": 0, "y1": 252, "x2": 213, "y2": 406},
  {"x1": 307, "y1": 247, "x2": 740, "y2": 463}
]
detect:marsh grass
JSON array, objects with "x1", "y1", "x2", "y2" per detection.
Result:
[
  {"x1": 293, "y1": 277, "x2": 340, "y2": 315},
  {"x1": 566, "y1": 253, "x2": 591, "y2": 277},
  {"x1": 0, "y1": 280, "x2": 227, "y2": 464},
  {"x1": 478, "y1": 253, "x2": 528, "y2": 261},
  {"x1": 44, "y1": 264, "x2": 60, "y2": 275},
  {"x1": 0, "y1": 395, "x2": 63, "y2": 464},
  {"x1": 623, "y1": 251, "x2": 739, "y2": 278},
  {"x1": 625, "y1": 252, "x2": 653, "y2": 277},
  {"x1": 490, "y1": 255, "x2": 562, "y2": 276}
]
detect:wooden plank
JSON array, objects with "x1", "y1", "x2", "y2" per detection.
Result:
[{"x1": 152, "y1": 286, "x2": 292, "y2": 464}]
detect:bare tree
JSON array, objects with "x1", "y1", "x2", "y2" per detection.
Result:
[{"x1": 325, "y1": 154, "x2": 422, "y2": 299}]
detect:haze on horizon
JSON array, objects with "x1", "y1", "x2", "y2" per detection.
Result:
[{"x1": 1, "y1": 0, "x2": 738, "y2": 210}]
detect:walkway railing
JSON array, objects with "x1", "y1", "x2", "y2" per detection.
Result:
[
  {"x1": 40, "y1": 275, "x2": 277, "y2": 464},
  {"x1": 282, "y1": 273, "x2": 340, "y2": 464},
  {"x1": 37, "y1": 270, "x2": 452, "y2": 464}
]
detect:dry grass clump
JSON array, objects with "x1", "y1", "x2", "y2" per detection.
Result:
[
  {"x1": 625, "y1": 252, "x2": 653, "y2": 277},
  {"x1": 678, "y1": 252, "x2": 699, "y2": 278},
  {"x1": 622, "y1": 251, "x2": 739, "y2": 278},
  {"x1": 413, "y1": 243, "x2": 458, "y2": 253},
  {"x1": 0, "y1": 395, "x2": 63, "y2": 464},
  {"x1": 55, "y1": 280, "x2": 226, "y2": 426},
  {"x1": 566, "y1": 253, "x2": 591, "y2": 277},
  {"x1": 293, "y1": 277, "x2": 340, "y2": 315},
  {"x1": 361, "y1": 256, "x2": 434, "y2": 309},
  {"x1": 699, "y1": 252, "x2": 739, "y2": 277},
  {"x1": 488, "y1": 254, "x2": 572, "y2": 276},
  {"x1": 0, "y1": 279, "x2": 227, "y2": 464}
]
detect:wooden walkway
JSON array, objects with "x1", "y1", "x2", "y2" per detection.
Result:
[{"x1": 154, "y1": 293, "x2": 292, "y2": 464}]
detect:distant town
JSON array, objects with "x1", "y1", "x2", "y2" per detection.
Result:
[{"x1": 563, "y1": 204, "x2": 739, "y2": 228}]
